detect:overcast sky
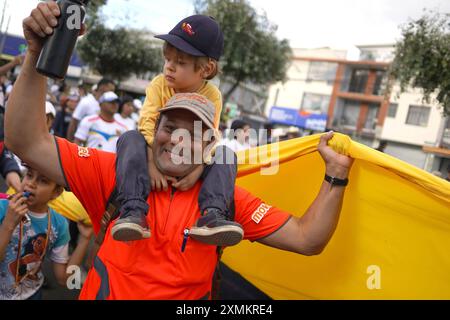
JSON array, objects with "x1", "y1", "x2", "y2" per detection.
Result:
[{"x1": 1, "y1": 0, "x2": 449, "y2": 50}]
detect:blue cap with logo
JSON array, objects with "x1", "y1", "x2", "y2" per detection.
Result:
[{"x1": 155, "y1": 15, "x2": 224, "y2": 61}]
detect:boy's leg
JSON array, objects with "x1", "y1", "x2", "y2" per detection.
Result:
[
  {"x1": 189, "y1": 145, "x2": 244, "y2": 246},
  {"x1": 111, "y1": 130, "x2": 151, "y2": 241}
]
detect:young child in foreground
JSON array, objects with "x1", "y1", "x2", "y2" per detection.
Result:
[{"x1": 0, "y1": 166, "x2": 92, "y2": 300}]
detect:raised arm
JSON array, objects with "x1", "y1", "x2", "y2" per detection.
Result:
[
  {"x1": 66, "y1": 118, "x2": 80, "y2": 142},
  {"x1": 5, "y1": 2, "x2": 83, "y2": 187},
  {"x1": 259, "y1": 132, "x2": 353, "y2": 256}
]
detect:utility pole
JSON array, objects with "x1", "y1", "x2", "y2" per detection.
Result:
[{"x1": 0, "y1": 0, "x2": 8, "y2": 57}]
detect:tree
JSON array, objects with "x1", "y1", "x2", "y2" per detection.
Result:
[
  {"x1": 77, "y1": 23, "x2": 163, "y2": 81},
  {"x1": 195, "y1": 0, "x2": 292, "y2": 106},
  {"x1": 85, "y1": 0, "x2": 108, "y2": 27},
  {"x1": 390, "y1": 11, "x2": 450, "y2": 116}
]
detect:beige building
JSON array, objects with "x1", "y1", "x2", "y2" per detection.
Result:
[
  {"x1": 358, "y1": 44, "x2": 449, "y2": 173},
  {"x1": 266, "y1": 48, "x2": 346, "y2": 117},
  {"x1": 265, "y1": 45, "x2": 449, "y2": 173}
]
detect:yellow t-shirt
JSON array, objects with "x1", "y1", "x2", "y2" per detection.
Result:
[{"x1": 138, "y1": 74, "x2": 222, "y2": 146}]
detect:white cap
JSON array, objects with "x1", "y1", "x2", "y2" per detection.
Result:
[
  {"x1": 45, "y1": 101, "x2": 56, "y2": 117},
  {"x1": 133, "y1": 99, "x2": 143, "y2": 110},
  {"x1": 99, "y1": 91, "x2": 120, "y2": 104},
  {"x1": 50, "y1": 84, "x2": 59, "y2": 94},
  {"x1": 288, "y1": 126, "x2": 299, "y2": 133}
]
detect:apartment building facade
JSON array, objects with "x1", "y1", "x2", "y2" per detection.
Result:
[
  {"x1": 265, "y1": 46, "x2": 449, "y2": 173},
  {"x1": 358, "y1": 44, "x2": 449, "y2": 174}
]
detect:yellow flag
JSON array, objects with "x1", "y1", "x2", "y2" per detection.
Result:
[{"x1": 223, "y1": 133, "x2": 450, "y2": 300}]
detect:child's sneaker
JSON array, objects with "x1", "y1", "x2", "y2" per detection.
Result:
[
  {"x1": 111, "y1": 211, "x2": 151, "y2": 241},
  {"x1": 189, "y1": 208, "x2": 243, "y2": 246}
]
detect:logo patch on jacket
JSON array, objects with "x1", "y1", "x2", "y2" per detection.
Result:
[
  {"x1": 182, "y1": 23, "x2": 195, "y2": 36},
  {"x1": 78, "y1": 146, "x2": 90, "y2": 158},
  {"x1": 252, "y1": 203, "x2": 272, "y2": 224}
]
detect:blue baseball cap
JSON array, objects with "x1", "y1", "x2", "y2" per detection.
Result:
[{"x1": 155, "y1": 15, "x2": 224, "y2": 61}]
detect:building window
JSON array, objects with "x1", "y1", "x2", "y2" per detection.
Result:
[
  {"x1": 301, "y1": 93, "x2": 330, "y2": 114},
  {"x1": 349, "y1": 69, "x2": 369, "y2": 93},
  {"x1": 388, "y1": 103, "x2": 398, "y2": 118},
  {"x1": 405, "y1": 105, "x2": 430, "y2": 127},
  {"x1": 336, "y1": 100, "x2": 360, "y2": 129},
  {"x1": 307, "y1": 62, "x2": 337, "y2": 85},
  {"x1": 372, "y1": 71, "x2": 387, "y2": 96},
  {"x1": 364, "y1": 104, "x2": 380, "y2": 130}
]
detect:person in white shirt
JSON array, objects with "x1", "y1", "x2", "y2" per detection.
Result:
[
  {"x1": 0, "y1": 56, "x2": 23, "y2": 108},
  {"x1": 66, "y1": 78, "x2": 116, "y2": 142},
  {"x1": 74, "y1": 92, "x2": 128, "y2": 153},
  {"x1": 44, "y1": 101, "x2": 56, "y2": 134},
  {"x1": 114, "y1": 96, "x2": 136, "y2": 131},
  {"x1": 219, "y1": 119, "x2": 252, "y2": 152},
  {"x1": 131, "y1": 98, "x2": 142, "y2": 124}
]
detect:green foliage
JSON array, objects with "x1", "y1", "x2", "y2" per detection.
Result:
[
  {"x1": 390, "y1": 11, "x2": 450, "y2": 116},
  {"x1": 77, "y1": 23, "x2": 163, "y2": 81},
  {"x1": 195, "y1": 0, "x2": 292, "y2": 103},
  {"x1": 85, "y1": 0, "x2": 108, "y2": 27}
]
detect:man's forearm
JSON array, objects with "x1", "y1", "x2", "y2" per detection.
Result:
[
  {"x1": 5, "y1": 53, "x2": 49, "y2": 154},
  {"x1": 66, "y1": 119, "x2": 79, "y2": 141},
  {"x1": 54, "y1": 236, "x2": 91, "y2": 286},
  {"x1": 299, "y1": 167, "x2": 349, "y2": 253},
  {"x1": 68, "y1": 237, "x2": 90, "y2": 267}
]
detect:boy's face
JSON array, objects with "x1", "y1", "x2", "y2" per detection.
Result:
[
  {"x1": 21, "y1": 168, "x2": 61, "y2": 209},
  {"x1": 121, "y1": 102, "x2": 134, "y2": 117},
  {"x1": 236, "y1": 125, "x2": 251, "y2": 144},
  {"x1": 163, "y1": 45, "x2": 205, "y2": 93},
  {"x1": 66, "y1": 99, "x2": 79, "y2": 112},
  {"x1": 100, "y1": 101, "x2": 119, "y2": 116}
]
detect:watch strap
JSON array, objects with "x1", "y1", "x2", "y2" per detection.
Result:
[{"x1": 324, "y1": 174, "x2": 349, "y2": 187}]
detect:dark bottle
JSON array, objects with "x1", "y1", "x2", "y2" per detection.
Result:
[{"x1": 36, "y1": 0, "x2": 88, "y2": 79}]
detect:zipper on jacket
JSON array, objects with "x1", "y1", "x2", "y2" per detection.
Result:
[
  {"x1": 181, "y1": 229, "x2": 190, "y2": 253},
  {"x1": 162, "y1": 187, "x2": 177, "y2": 234}
]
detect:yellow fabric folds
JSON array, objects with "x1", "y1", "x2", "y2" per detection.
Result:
[
  {"x1": 223, "y1": 133, "x2": 450, "y2": 300},
  {"x1": 48, "y1": 190, "x2": 90, "y2": 225}
]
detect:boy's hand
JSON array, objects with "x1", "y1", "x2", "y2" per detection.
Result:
[
  {"x1": 77, "y1": 220, "x2": 93, "y2": 240},
  {"x1": 22, "y1": 1, "x2": 86, "y2": 56},
  {"x1": 4, "y1": 193, "x2": 29, "y2": 230},
  {"x1": 168, "y1": 165, "x2": 204, "y2": 192},
  {"x1": 13, "y1": 55, "x2": 24, "y2": 66},
  {"x1": 148, "y1": 153, "x2": 169, "y2": 192}
]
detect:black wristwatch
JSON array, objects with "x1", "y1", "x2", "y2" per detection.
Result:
[{"x1": 324, "y1": 174, "x2": 349, "y2": 187}]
